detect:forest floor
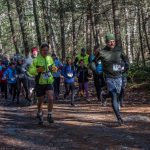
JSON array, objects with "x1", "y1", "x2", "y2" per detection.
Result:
[{"x1": 0, "y1": 81, "x2": 150, "y2": 150}]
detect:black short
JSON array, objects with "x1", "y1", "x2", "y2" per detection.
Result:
[{"x1": 35, "y1": 84, "x2": 53, "y2": 97}]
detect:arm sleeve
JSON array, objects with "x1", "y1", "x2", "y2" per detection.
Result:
[
  {"x1": 74, "y1": 57, "x2": 78, "y2": 67},
  {"x1": 61, "y1": 66, "x2": 66, "y2": 77},
  {"x1": 51, "y1": 58, "x2": 55, "y2": 67},
  {"x1": 90, "y1": 58, "x2": 96, "y2": 72},
  {"x1": 3, "y1": 69, "x2": 8, "y2": 78},
  {"x1": 22, "y1": 57, "x2": 33, "y2": 72},
  {"x1": 59, "y1": 60, "x2": 63, "y2": 67},
  {"x1": 121, "y1": 51, "x2": 130, "y2": 70},
  {"x1": 28, "y1": 59, "x2": 38, "y2": 76},
  {"x1": 59, "y1": 62, "x2": 63, "y2": 70},
  {"x1": 58, "y1": 60, "x2": 63, "y2": 69},
  {"x1": 73, "y1": 68, "x2": 76, "y2": 77}
]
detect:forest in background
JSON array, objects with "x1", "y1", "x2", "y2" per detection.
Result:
[
  {"x1": 0, "y1": 2, "x2": 150, "y2": 149},
  {"x1": 0, "y1": 0, "x2": 149, "y2": 68}
]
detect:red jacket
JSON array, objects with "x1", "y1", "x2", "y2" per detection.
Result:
[{"x1": 0, "y1": 69, "x2": 7, "y2": 84}]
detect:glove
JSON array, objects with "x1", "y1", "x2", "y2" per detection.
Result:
[{"x1": 37, "y1": 67, "x2": 45, "y2": 73}]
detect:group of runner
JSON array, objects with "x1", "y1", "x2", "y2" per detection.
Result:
[{"x1": 0, "y1": 33, "x2": 129, "y2": 126}]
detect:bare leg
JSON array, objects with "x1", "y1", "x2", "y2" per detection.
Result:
[
  {"x1": 46, "y1": 90, "x2": 54, "y2": 123},
  {"x1": 37, "y1": 96, "x2": 44, "y2": 113},
  {"x1": 46, "y1": 90, "x2": 54, "y2": 112}
]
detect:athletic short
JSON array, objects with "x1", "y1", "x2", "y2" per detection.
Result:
[
  {"x1": 35, "y1": 84, "x2": 53, "y2": 97},
  {"x1": 106, "y1": 77, "x2": 122, "y2": 94}
]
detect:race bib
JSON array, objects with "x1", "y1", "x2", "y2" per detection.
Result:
[
  {"x1": 67, "y1": 73, "x2": 73, "y2": 78},
  {"x1": 11, "y1": 77, "x2": 16, "y2": 81},
  {"x1": 42, "y1": 71, "x2": 51, "y2": 79},
  {"x1": 113, "y1": 64, "x2": 121, "y2": 71},
  {"x1": 97, "y1": 60, "x2": 102, "y2": 64}
]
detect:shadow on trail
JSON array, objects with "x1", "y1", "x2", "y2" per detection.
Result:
[{"x1": 0, "y1": 102, "x2": 150, "y2": 150}]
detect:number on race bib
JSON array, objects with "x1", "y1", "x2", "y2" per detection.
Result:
[
  {"x1": 67, "y1": 73, "x2": 73, "y2": 78},
  {"x1": 42, "y1": 71, "x2": 51, "y2": 79},
  {"x1": 113, "y1": 64, "x2": 121, "y2": 71}
]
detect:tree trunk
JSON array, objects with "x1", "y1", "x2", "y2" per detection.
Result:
[
  {"x1": 71, "y1": 0, "x2": 76, "y2": 55},
  {"x1": 59, "y1": 0, "x2": 66, "y2": 62},
  {"x1": 111, "y1": 0, "x2": 122, "y2": 47},
  {"x1": 32, "y1": 0, "x2": 42, "y2": 47},
  {"x1": 141, "y1": 5, "x2": 150, "y2": 54},
  {"x1": 104, "y1": 12, "x2": 112, "y2": 33},
  {"x1": 6, "y1": 0, "x2": 19, "y2": 54},
  {"x1": 86, "y1": 2, "x2": 92, "y2": 51},
  {"x1": 91, "y1": 1, "x2": 99, "y2": 47},
  {"x1": 41, "y1": 0, "x2": 51, "y2": 46},
  {"x1": 15, "y1": 0, "x2": 29, "y2": 56},
  {"x1": 137, "y1": 2, "x2": 145, "y2": 66},
  {"x1": 124, "y1": 0, "x2": 129, "y2": 56},
  {"x1": 130, "y1": 28, "x2": 135, "y2": 62},
  {"x1": 76, "y1": 12, "x2": 84, "y2": 47},
  {"x1": 123, "y1": 0, "x2": 133, "y2": 63},
  {"x1": 48, "y1": 1, "x2": 59, "y2": 53},
  {"x1": 0, "y1": 24, "x2": 2, "y2": 52}
]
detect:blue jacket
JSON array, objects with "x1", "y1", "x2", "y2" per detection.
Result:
[
  {"x1": 89, "y1": 54, "x2": 95, "y2": 63},
  {"x1": 3, "y1": 67, "x2": 17, "y2": 84},
  {"x1": 61, "y1": 64, "x2": 75, "y2": 83},
  {"x1": 96, "y1": 62, "x2": 103, "y2": 74},
  {"x1": 52, "y1": 58, "x2": 63, "y2": 78}
]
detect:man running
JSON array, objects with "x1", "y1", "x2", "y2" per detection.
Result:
[
  {"x1": 29, "y1": 43, "x2": 57, "y2": 125},
  {"x1": 99, "y1": 33, "x2": 129, "y2": 125}
]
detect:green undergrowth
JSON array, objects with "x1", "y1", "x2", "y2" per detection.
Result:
[
  {"x1": 127, "y1": 64, "x2": 150, "y2": 83},
  {"x1": 128, "y1": 82, "x2": 150, "y2": 92}
]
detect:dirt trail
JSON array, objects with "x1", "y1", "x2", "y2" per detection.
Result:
[
  {"x1": 0, "y1": 82, "x2": 150, "y2": 150},
  {"x1": 0, "y1": 99, "x2": 150, "y2": 150}
]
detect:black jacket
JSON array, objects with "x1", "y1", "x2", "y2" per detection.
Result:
[
  {"x1": 99, "y1": 46, "x2": 129, "y2": 78},
  {"x1": 16, "y1": 64, "x2": 25, "y2": 75},
  {"x1": 77, "y1": 66, "x2": 89, "y2": 83}
]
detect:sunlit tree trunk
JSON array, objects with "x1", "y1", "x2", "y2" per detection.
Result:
[
  {"x1": 71, "y1": 0, "x2": 76, "y2": 55},
  {"x1": 86, "y1": 2, "x2": 92, "y2": 51},
  {"x1": 6, "y1": 0, "x2": 19, "y2": 53},
  {"x1": 41, "y1": 0, "x2": 51, "y2": 46},
  {"x1": 112, "y1": 0, "x2": 122, "y2": 47},
  {"x1": 137, "y1": 1, "x2": 145, "y2": 66},
  {"x1": 59, "y1": 0, "x2": 65, "y2": 62},
  {"x1": 32, "y1": 0, "x2": 42, "y2": 47},
  {"x1": 141, "y1": 5, "x2": 150, "y2": 54},
  {"x1": 15, "y1": 0, "x2": 29, "y2": 56}
]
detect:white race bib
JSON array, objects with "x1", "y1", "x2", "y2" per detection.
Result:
[
  {"x1": 67, "y1": 73, "x2": 73, "y2": 78},
  {"x1": 42, "y1": 71, "x2": 51, "y2": 79},
  {"x1": 98, "y1": 60, "x2": 102, "y2": 64},
  {"x1": 113, "y1": 64, "x2": 121, "y2": 71},
  {"x1": 11, "y1": 77, "x2": 16, "y2": 81}
]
